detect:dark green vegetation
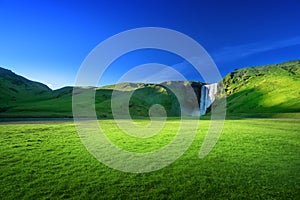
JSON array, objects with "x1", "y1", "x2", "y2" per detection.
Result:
[
  {"x1": 0, "y1": 67, "x2": 70, "y2": 117},
  {"x1": 0, "y1": 119, "x2": 299, "y2": 199},
  {"x1": 1, "y1": 60, "x2": 300, "y2": 118},
  {"x1": 0, "y1": 67, "x2": 202, "y2": 118},
  {"x1": 95, "y1": 81, "x2": 202, "y2": 118},
  {"x1": 223, "y1": 60, "x2": 300, "y2": 117}
]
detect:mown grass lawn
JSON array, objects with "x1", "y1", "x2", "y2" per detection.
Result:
[{"x1": 0, "y1": 119, "x2": 299, "y2": 199}]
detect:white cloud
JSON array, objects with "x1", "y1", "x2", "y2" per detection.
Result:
[
  {"x1": 46, "y1": 83, "x2": 53, "y2": 88},
  {"x1": 213, "y1": 36, "x2": 300, "y2": 62}
]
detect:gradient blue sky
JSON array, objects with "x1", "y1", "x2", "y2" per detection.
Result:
[{"x1": 1, "y1": 0, "x2": 300, "y2": 89}]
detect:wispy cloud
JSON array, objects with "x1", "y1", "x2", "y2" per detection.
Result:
[
  {"x1": 46, "y1": 83, "x2": 53, "y2": 89},
  {"x1": 118, "y1": 56, "x2": 221, "y2": 84},
  {"x1": 117, "y1": 63, "x2": 186, "y2": 84},
  {"x1": 213, "y1": 36, "x2": 300, "y2": 62}
]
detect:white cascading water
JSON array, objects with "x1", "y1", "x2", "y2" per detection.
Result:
[{"x1": 199, "y1": 83, "x2": 218, "y2": 115}]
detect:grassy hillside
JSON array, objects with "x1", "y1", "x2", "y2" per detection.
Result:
[
  {"x1": 0, "y1": 67, "x2": 52, "y2": 111},
  {"x1": 223, "y1": 60, "x2": 300, "y2": 117},
  {"x1": 0, "y1": 68, "x2": 203, "y2": 118},
  {"x1": 1, "y1": 60, "x2": 299, "y2": 118},
  {"x1": 0, "y1": 68, "x2": 81, "y2": 117},
  {"x1": 95, "y1": 81, "x2": 202, "y2": 118}
]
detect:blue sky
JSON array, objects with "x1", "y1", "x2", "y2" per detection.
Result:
[{"x1": 1, "y1": 0, "x2": 300, "y2": 89}]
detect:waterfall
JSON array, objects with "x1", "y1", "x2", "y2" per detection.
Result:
[{"x1": 199, "y1": 83, "x2": 218, "y2": 115}]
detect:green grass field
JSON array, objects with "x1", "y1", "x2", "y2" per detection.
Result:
[{"x1": 0, "y1": 119, "x2": 299, "y2": 199}]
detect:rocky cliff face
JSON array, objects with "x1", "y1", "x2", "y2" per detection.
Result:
[
  {"x1": 155, "y1": 81, "x2": 219, "y2": 116},
  {"x1": 199, "y1": 83, "x2": 218, "y2": 115}
]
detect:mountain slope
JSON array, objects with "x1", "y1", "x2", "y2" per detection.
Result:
[
  {"x1": 0, "y1": 60, "x2": 299, "y2": 118},
  {"x1": 223, "y1": 60, "x2": 300, "y2": 115},
  {"x1": 0, "y1": 70, "x2": 203, "y2": 118},
  {"x1": 0, "y1": 67, "x2": 51, "y2": 100},
  {"x1": 0, "y1": 67, "x2": 52, "y2": 112}
]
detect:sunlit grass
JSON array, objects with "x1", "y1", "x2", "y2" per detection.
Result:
[{"x1": 0, "y1": 119, "x2": 299, "y2": 199}]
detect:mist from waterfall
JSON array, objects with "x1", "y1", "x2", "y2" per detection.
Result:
[{"x1": 199, "y1": 83, "x2": 218, "y2": 115}]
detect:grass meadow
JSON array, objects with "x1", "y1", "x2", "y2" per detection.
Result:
[{"x1": 0, "y1": 119, "x2": 299, "y2": 199}]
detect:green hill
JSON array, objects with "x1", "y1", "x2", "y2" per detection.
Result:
[
  {"x1": 94, "y1": 81, "x2": 202, "y2": 118},
  {"x1": 0, "y1": 67, "x2": 51, "y2": 102},
  {"x1": 0, "y1": 67, "x2": 203, "y2": 118},
  {"x1": 0, "y1": 67, "x2": 52, "y2": 113},
  {"x1": 223, "y1": 60, "x2": 300, "y2": 117},
  {"x1": 0, "y1": 60, "x2": 299, "y2": 118}
]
